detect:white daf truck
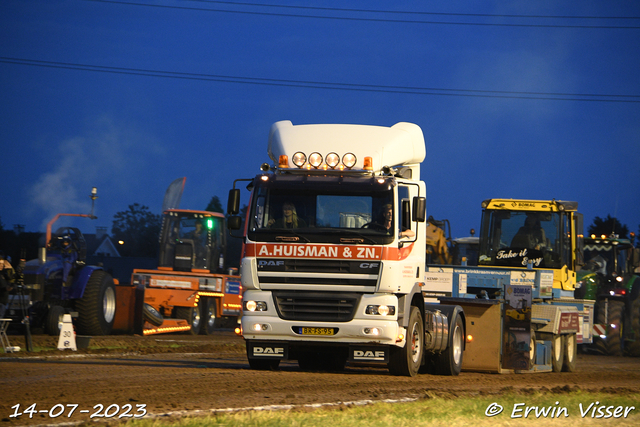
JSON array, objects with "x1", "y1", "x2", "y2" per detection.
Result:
[
  {"x1": 227, "y1": 120, "x2": 465, "y2": 376},
  {"x1": 227, "y1": 121, "x2": 592, "y2": 376}
]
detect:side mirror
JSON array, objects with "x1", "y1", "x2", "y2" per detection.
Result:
[
  {"x1": 227, "y1": 215, "x2": 242, "y2": 230},
  {"x1": 227, "y1": 189, "x2": 240, "y2": 215},
  {"x1": 412, "y1": 197, "x2": 426, "y2": 222}
]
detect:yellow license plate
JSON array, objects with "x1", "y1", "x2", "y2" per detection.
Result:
[{"x1": 301, "y1": 327, "x2": 335, "y2": 335}]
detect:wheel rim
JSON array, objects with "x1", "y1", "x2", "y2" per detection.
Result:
[
  {"x1": 103, "y1": 287, "x2": 116, "y2": 323},
  {"x1": 566, "y1": 334, "x2": 576, "y2": 363},
  {"x1": 452, "y1": 323, "x2": 463, "y2": 365},
  {"x1": 192, "y1": 307, "x2": 201, "y2": 330},
  {"x1": 554, "y1": 336, "x2": 562, "y2": 360},
  {"x1": 410, "y1": 322, "x2": 421, "y2": 363},
  {"x1": 207, "y1": 304, "x2": 217, "y2": 328}
]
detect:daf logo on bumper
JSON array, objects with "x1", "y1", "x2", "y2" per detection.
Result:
[{"x1": 252, "y1": 346, "x2": 285, "y2": 357}]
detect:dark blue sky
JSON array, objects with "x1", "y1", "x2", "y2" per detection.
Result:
[{"x1": 1, "y1": 1, "x2": 639, "y2": 241}]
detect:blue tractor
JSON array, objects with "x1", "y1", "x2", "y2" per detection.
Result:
[
  {"x1": 19, "y1": 226, "x2": 117, "y2": 336},
  {"x1": 10, "y1": 188, "x2": 117, "y2": 337}
]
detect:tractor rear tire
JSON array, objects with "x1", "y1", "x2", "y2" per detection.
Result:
[
  {"x1": 75, "y1": 270, "x2": 116, "y2": 335},
  {"x1": 625, "y1": 296, "x2": 640, "y2": 357},
  {"x1": 594, "y1": 299, "x2": 625, "y2": 356}
]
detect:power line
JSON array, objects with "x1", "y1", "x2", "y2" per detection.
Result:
[
  {"x1": 84, "y1": 0, "x2": 640, "y2": 29},
  {"x1": 191, "y1": 0, "x2": 640, "y2": 21},
  {"x1": 2, "y1": 57, "x2": 639, "y2": 103}
]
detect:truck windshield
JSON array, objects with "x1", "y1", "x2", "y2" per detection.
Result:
[
  {"x1": 478, "y1": 210, "x2": 564, "y2": 269},
  {"x1": 247, "y1": 175, "x2": 395, "y2": 244}
]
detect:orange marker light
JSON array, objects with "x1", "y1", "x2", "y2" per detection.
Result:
[
  {"x1": 363, "y1": 156, "x2": 373, "y2": 170},
  {"x1": 279, "y1": 155, "x2": 289, "y2": 168}
]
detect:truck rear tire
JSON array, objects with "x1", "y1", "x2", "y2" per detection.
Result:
[
  {"x1": 75, "y1": 270, "x2": 116, "y2": 335},
  {"x1": 436, "y1": 313, "x2": 464, "y2": 376},
  {"x1": 551, "y1": 334, "x2": 564, "y2": 372},
  {"x1": 562, "y1": 333, "x2": 577, "y2": 372},
  {"x1": 388, "y1": 306, "x2": 423, "y2": 377},
  {"x1": 176, "y1": 305, "x2": 201, "y2": 335}
]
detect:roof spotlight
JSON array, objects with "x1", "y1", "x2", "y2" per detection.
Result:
[
  {"x1": 342, "y1": 153, "x2": 357, "y2": 169},
  {"x1": 292, "y1": 152, "x2": 307, "y2": 168},
  {"x1": 325, "y1": 152, "x2": 340, "y2": 168},
  {"x1": 308, "y1": 152, "x2": 323, "y2": 168}
]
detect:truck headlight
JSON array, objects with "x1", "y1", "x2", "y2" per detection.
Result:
[
  {"x1": 365, "y1": 305, "x2": 395, "y2": 316},
  {"x1": 244, "y1": 300, "x2": 268, "y2": 312}
]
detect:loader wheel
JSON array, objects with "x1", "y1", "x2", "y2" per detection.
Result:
[
  {"x1": 625, "y1": 296, "x2": 640, "y2": 357},
  {"x1": 388, "y1": 306, "x2": 423, "y2": 377},
  {"x1": 436, "y1": 313, "x2": 464, "y2": 376},
  {"x1": 201, "y1": 298, "x2": 220, "y2": 335},
  {"x1": 75, "y1": 270, "x2": 116, "y2": 335},
  {"x1": 594, "y1": 299, "x2": 625, "y2": 356},
  {"x1": 551, "y1": 334, "x2": 564, "y2": 372},
  {"x1": 176, "y1": 305, "x2": 201, "y2": 335},
  {"x1": 142, "y1": 304, "x2": 164, "y2": 327},
  {"x1": 45, "y1": 305, "x2": 65, "y2": 336},
  {"x1": 562, "y1": 333, "x2": 577, "y2": 372}
]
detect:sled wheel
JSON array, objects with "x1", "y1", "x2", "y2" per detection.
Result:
[
  {"x1": 45, "y1": 305, "x2": 65, "y2": 336},
  {"x1": 562, "y1": 333, "x2": 577, "y2": 372},
  {"x1": 201, "y1": 298, "x2": 220, "y2": 335},
  {"x1": 388, "y1": 306, "x2": 423, "y2": 377},
  {"x1": 551, "y1": 334, "x2": 564, "y2": 372},
  {"x1": 176, "y1": 304, "x2": 201, "y2": 335},
  {"x1": 142, "y1": 303, "x2": 164, "y2": 327},
  {"x1": 75, "y1": 270, "x2": 116, "y2": 335}
]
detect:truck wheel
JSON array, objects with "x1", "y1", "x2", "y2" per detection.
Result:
[
  {"x1": 142, "y1": 304, "x2": 164, "y2": 327},
  {"x1": 551, "y1": 334, "x2": 564, "y2": 372},
  {"x1": 529, "y1": 331, "x2": 536, "y2": 369},
  {"x1": 246, "y1": 346, "x2": 280, "y2": 370},
  {"x1": 436, "y1": 313, "x2": 464, "y2": 376},
  {"x1": 594, "y1": 300, "x2": 625, "y2": 356},
  {"x1": 75, "y1": 270, "x2": 116, "y2": 335},
  {"x1": 626, "y1": 296, "x2": 640, "y2": 357},
  {"x1": 176, "y1": 305, "x2": 201, "y2": 335},
  {"x1": 45, "y1": 305, "x2": 65, "y2": 336},
  {"x1": 562, "y1": 333, "x2": 577, "y2": 372},
  {"x1": 388, "y1": 306, "x2": 423, "y2": 377},
  {"x1": 201, "y1": 298, "x2": 220, "y2": 335}
]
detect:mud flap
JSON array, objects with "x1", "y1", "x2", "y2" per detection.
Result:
[
  {"x1": 349, "y1": 345, "x2": 389, "y2": 363},
  {"x1": 246, "y1": 341, "x2": 288, "y2": 360}
]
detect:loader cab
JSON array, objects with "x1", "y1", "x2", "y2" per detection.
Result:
[
  {"x1": 158, "y1": 210, "x2": 227, "y2": 273},
  {"x1": 477, "y1": 199, "x2": 583, "y2": 291}
]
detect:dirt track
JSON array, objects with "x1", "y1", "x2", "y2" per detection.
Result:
[{"x1": 1, "y1": 331, "x2": 640, "y2": 426}]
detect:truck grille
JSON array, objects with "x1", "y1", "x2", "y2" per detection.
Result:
[
  {"x1": 257, "y1": 258, "x2": 380, "y2": 287},
  {"x1": 272, "y1": 291, "x2": 361, "y2": 322}
]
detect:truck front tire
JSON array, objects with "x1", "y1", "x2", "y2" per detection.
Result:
[{"x1": 388, "y1": 306, "x2": 423, "y2": 377}]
